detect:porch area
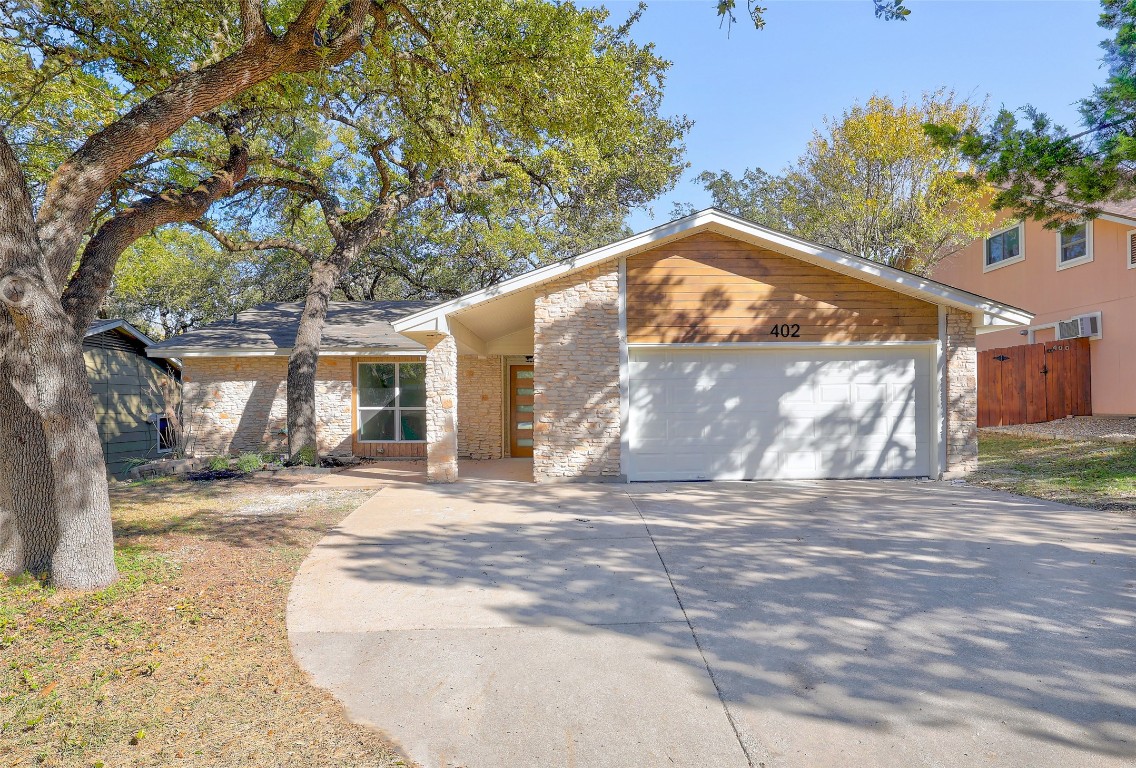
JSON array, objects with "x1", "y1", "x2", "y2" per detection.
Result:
[{"x1": 291, "y1": 458, "x2": 535, "y2": 489}]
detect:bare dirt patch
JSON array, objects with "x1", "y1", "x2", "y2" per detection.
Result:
[{"x1": 1, "y1": 477, "x2": 411, "y2": 767}]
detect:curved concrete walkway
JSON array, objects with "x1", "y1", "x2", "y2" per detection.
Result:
[{"x1": 288, "y1": 462, "x2": 1136, "y2": 768}]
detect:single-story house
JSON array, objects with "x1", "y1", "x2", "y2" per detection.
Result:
[
  {"x1": 148, "y1": 209, "x2": 1032, "y2": 483},
  {"x1": 85, "y1": 319, "x2": 182, "y2": 478}
]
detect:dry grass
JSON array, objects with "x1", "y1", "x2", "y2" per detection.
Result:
[
  {"x1": 972, "y1": 432, "x2": 1136, "y2": 512},
  {"x1": 1, "y1": 477, "x2": 410, "y2": 767}
]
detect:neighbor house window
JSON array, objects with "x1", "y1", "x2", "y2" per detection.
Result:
[
  {"x1": 1057, "y1": 222, "x2": 1092, "y2": 268},
  {"x1": 155, "y1": 416, "x2": 174, "y2": 453},
  {"x1": 984, "y1": 222, "x2": 1024, "y2": 269},
  {"x1": 357, "y1": 362, "x2": 426, "y2": 441}
]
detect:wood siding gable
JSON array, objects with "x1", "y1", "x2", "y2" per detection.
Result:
[{"x1": 625, "y1": 232, "x2": 939, "y2": 343}]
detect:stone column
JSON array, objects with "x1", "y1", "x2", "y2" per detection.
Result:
[
  {"x1": 425, "y1": 334, "x2": 459, "y2": 483},
  {"x1": 533, "y1": 263, "x2": 621, "y2": 482},
  {"x1": 945, "y1": 308, "x2": 978, "y2": 477}
]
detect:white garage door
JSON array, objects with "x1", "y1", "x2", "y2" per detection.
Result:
[{"x1": 627, "y1": 346, "x2": 933, "y2": 481}]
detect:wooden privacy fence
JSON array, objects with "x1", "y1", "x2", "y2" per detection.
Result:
[{"x1": 978, "y1": 338, "x2": 1092, "y2": 428}]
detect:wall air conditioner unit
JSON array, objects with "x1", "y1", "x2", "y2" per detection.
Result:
[{"x1": 1055, "y1": 312, "x2": 1102, "y2": 340}]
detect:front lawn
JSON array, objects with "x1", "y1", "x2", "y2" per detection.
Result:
[
  {"x1": 973, "y1": 432, "x2": 1136, "y2": 511},
  {"x1": 1, "y1": 478, "x2": 407, "y2": 768}
]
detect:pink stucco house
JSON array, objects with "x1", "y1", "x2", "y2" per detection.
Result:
[{"x1": 932, "y1": 202, "x2": 1136, "y2": 416}]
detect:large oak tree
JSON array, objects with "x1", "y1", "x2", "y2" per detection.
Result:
[
  {"x1": 0, "y1": 0, "x2": 684, "y2": 587},
  {"x1": 190, "y1": 4, "x2": 687, "y2": 463}
]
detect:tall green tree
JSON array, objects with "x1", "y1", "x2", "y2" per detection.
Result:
[
  {"x1": 103, "y1": 229, "x2": 307, "y2": 339},
  {"x1": 338, "y1": 201, "x2": 632, "y2": 302},
  {"x1": 692, "y1": 92, "x2": 995, "y2": 275},
  {"x1": 190, "y1": 8, "x2": 686, "y2": 463},
  {"x1": 0, "y1": 0, "x2": 684, "y2": 587},
  {"x1": 1, "y1": 0, "x2": 377, "y2": 588},
  {"x1": 930, "y1": 1, "x2": 1136, "y2": 226}
]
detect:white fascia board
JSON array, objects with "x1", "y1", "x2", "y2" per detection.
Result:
[
  {"x1": 147, "y1": 347, "x2": 425, "y2": 358},
  {"x1": 88, "y1": 319, "x2": 161, "y2": 348},
  {"x1": 627, "y1": 340, "x2": 938, "y2": 349},
  {"x1": 701, "y1": 211, "x2": 1032, "y2": 323},
  {"x1": 1098, "y1": 213, "x2": 1136, "y2": 228},
  {"x1": 395, "y1": 314, "x2": 449, "y2": 335},
  {"x1": 390, "y1": 218, "x2": 705, "y2": 333},
  {"x1": 392, "y1": 208, "x2": 1033, "y2": 331}
]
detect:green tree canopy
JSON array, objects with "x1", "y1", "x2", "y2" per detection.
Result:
[
  {"x1": 0, "y1": 0, "x2": 687, "y2": 586},
  {"x1": 103, "y1": 228, "x2": 307, "y2": 338},
  {"x1": 691, "y1": 92, "x2": 995, "y2": 275},
  {"x1": 929, "y1": 1, "x2": 1136, "y2": 226}
]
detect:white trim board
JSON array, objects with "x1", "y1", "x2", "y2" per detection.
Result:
[
  {"x1": 617, "y1": 257, "x2": 630, "y2": 482},
  {"x1": 1055, "y1": 221, "x2": 1094, "y2": 271},
  {"x1": 626, "y1": 340, "x2": 939, "y2": 350},
  {"x1": 148, "y1": 347, "x2": 425, "y2": 358},
  {"x1": 392, "y1": 208, "x2": 1033, "y2": 334}
]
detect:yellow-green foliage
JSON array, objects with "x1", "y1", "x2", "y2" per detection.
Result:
[{"x1": 700, "y1": 90, "x2": 995, "y2": 276}]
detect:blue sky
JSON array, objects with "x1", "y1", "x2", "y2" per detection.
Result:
[{"x1": 616, "y1": 1, "x2": 1107, "y2": 230}]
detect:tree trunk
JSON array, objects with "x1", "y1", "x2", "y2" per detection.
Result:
[
  {"x1": 286, "y1": 251, "x2": 356, "y2": 463},
  {"x1": 1, "y1": 134, "x2": 116, "y2": 589},
  {"x1": 0, "y1": 316, "x2": 62, "y2": 578}
]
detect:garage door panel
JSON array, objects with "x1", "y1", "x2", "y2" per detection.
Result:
[{"x1": 628, "y1": 347, "x2": 932, "y2": 481}]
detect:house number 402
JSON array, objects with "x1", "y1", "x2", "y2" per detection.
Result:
[{"x1": 769, "y1": 323, "x2": 801, "y2": 338}]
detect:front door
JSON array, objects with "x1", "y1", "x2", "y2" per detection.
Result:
[{"x1": 509, "y1": 364, "x2": 535, "y2": 458}]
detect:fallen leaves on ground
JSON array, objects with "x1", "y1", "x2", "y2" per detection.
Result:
[{"x1": 1, "y1": 477, "x2": 411, "y2": 767}]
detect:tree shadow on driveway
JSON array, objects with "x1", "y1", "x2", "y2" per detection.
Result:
[{"x1": 293, "y1": 477, "x2": 1136, "y2": 765}]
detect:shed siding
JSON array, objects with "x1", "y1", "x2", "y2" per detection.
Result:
[
  {"x1": 84, "y1": 345, "x2": 180, "y2": 479},
  {"x1": 626, "y1": 232, "x2": 939, "y2": 343}
]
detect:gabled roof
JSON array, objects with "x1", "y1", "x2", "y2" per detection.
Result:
[
  {"x1": 86, "y1": 318, "x2": 160, "y2": 347},
  {"x1": 86, "y1": 319, "x2": 183, "y2": 369},
  {"x1": 146, "y1": 301, "x2": 435, "y2": 358},
  {"x1": 393, "y1": 208, "x2": 1033, "y2": 335}
]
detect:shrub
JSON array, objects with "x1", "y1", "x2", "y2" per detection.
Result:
[
  {"x1": 207, "y1": 456, "x2": 230, "y2": 472},
  {"x1": 235, "y1": 452, "x2": 266, "y2": 474},
  {"x1": 294, "y1": 445, "x2": 318, "y2": 467}
]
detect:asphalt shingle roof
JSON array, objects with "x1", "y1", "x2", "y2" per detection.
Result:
[{"x1": 146, "y1": 301, "x2": 436, "y2": 354}]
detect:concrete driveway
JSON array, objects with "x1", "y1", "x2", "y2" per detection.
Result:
[{"x1": 288, "y1": 462, "x2": 1136, "y2": 767}]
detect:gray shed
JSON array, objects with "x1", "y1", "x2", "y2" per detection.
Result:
[{"x1": 84, "y1": 320, "x2": 182, "y2": 478}]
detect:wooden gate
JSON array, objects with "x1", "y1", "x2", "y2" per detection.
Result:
[{"x1": 978, "y1": 338, "x2": 1092, "y2": 427}]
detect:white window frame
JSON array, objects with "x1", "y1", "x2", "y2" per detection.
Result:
[
  {"x1": 1055, "y1": 221, "x2": 1093, "y2": 270},
  {"x1": 356, "y1": 361, "x2": 427, "y2": 443},
  {"x1": 983, "y1": 221, "x2": 1026, "y2": 272},
  {"x1": 155, "y1": 416, "x2": 174, "y2": 454},
  {"x1": 1127, "y1": 230, "x2": 1136, "y2": 270}
]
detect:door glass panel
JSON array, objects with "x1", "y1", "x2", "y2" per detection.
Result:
[
  {"x1": 400, "y1": 409, "x2": 426, "y2": 441},
  {"x1": 515, "y1": 369, "x2": 534, "y2": 379},
  {"x1": 517, "y1": 422, "x2": 533, "y2": 430},
  {"x1": 399, "y1": 363, "x2": 426, "y2": 408},
  {"x1": 516, "y1": 438, "x2": 533, "y2": 447},
  {"x1": 517, "y1": 404, "x2": 533, "y2": 412},
  {"x1": 516, "y1": 387, "x2": 534, "y2": 396},
  {"x1": 359, "y1": 364, "x2": 396, "y2": 407},
  {"x1": 359, "y1": 409, "x2": 395, "y2": 440}
]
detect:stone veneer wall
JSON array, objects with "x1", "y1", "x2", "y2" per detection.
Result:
[
  {"x1": 945, "y1": 308, "x2": 978, "y2": 476},
  {"x1": 425, "y1": 335, "x2": 459, "y2": 482},
  {"x1": 533, "y1": 262, "x2": 621, "y2": 481},
  {"x1": 457, "y1": 354, "x2": 503, "y2": 459},
  {"x1": 181, "y1": 356, "x2": 352, "y2": 456}
]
